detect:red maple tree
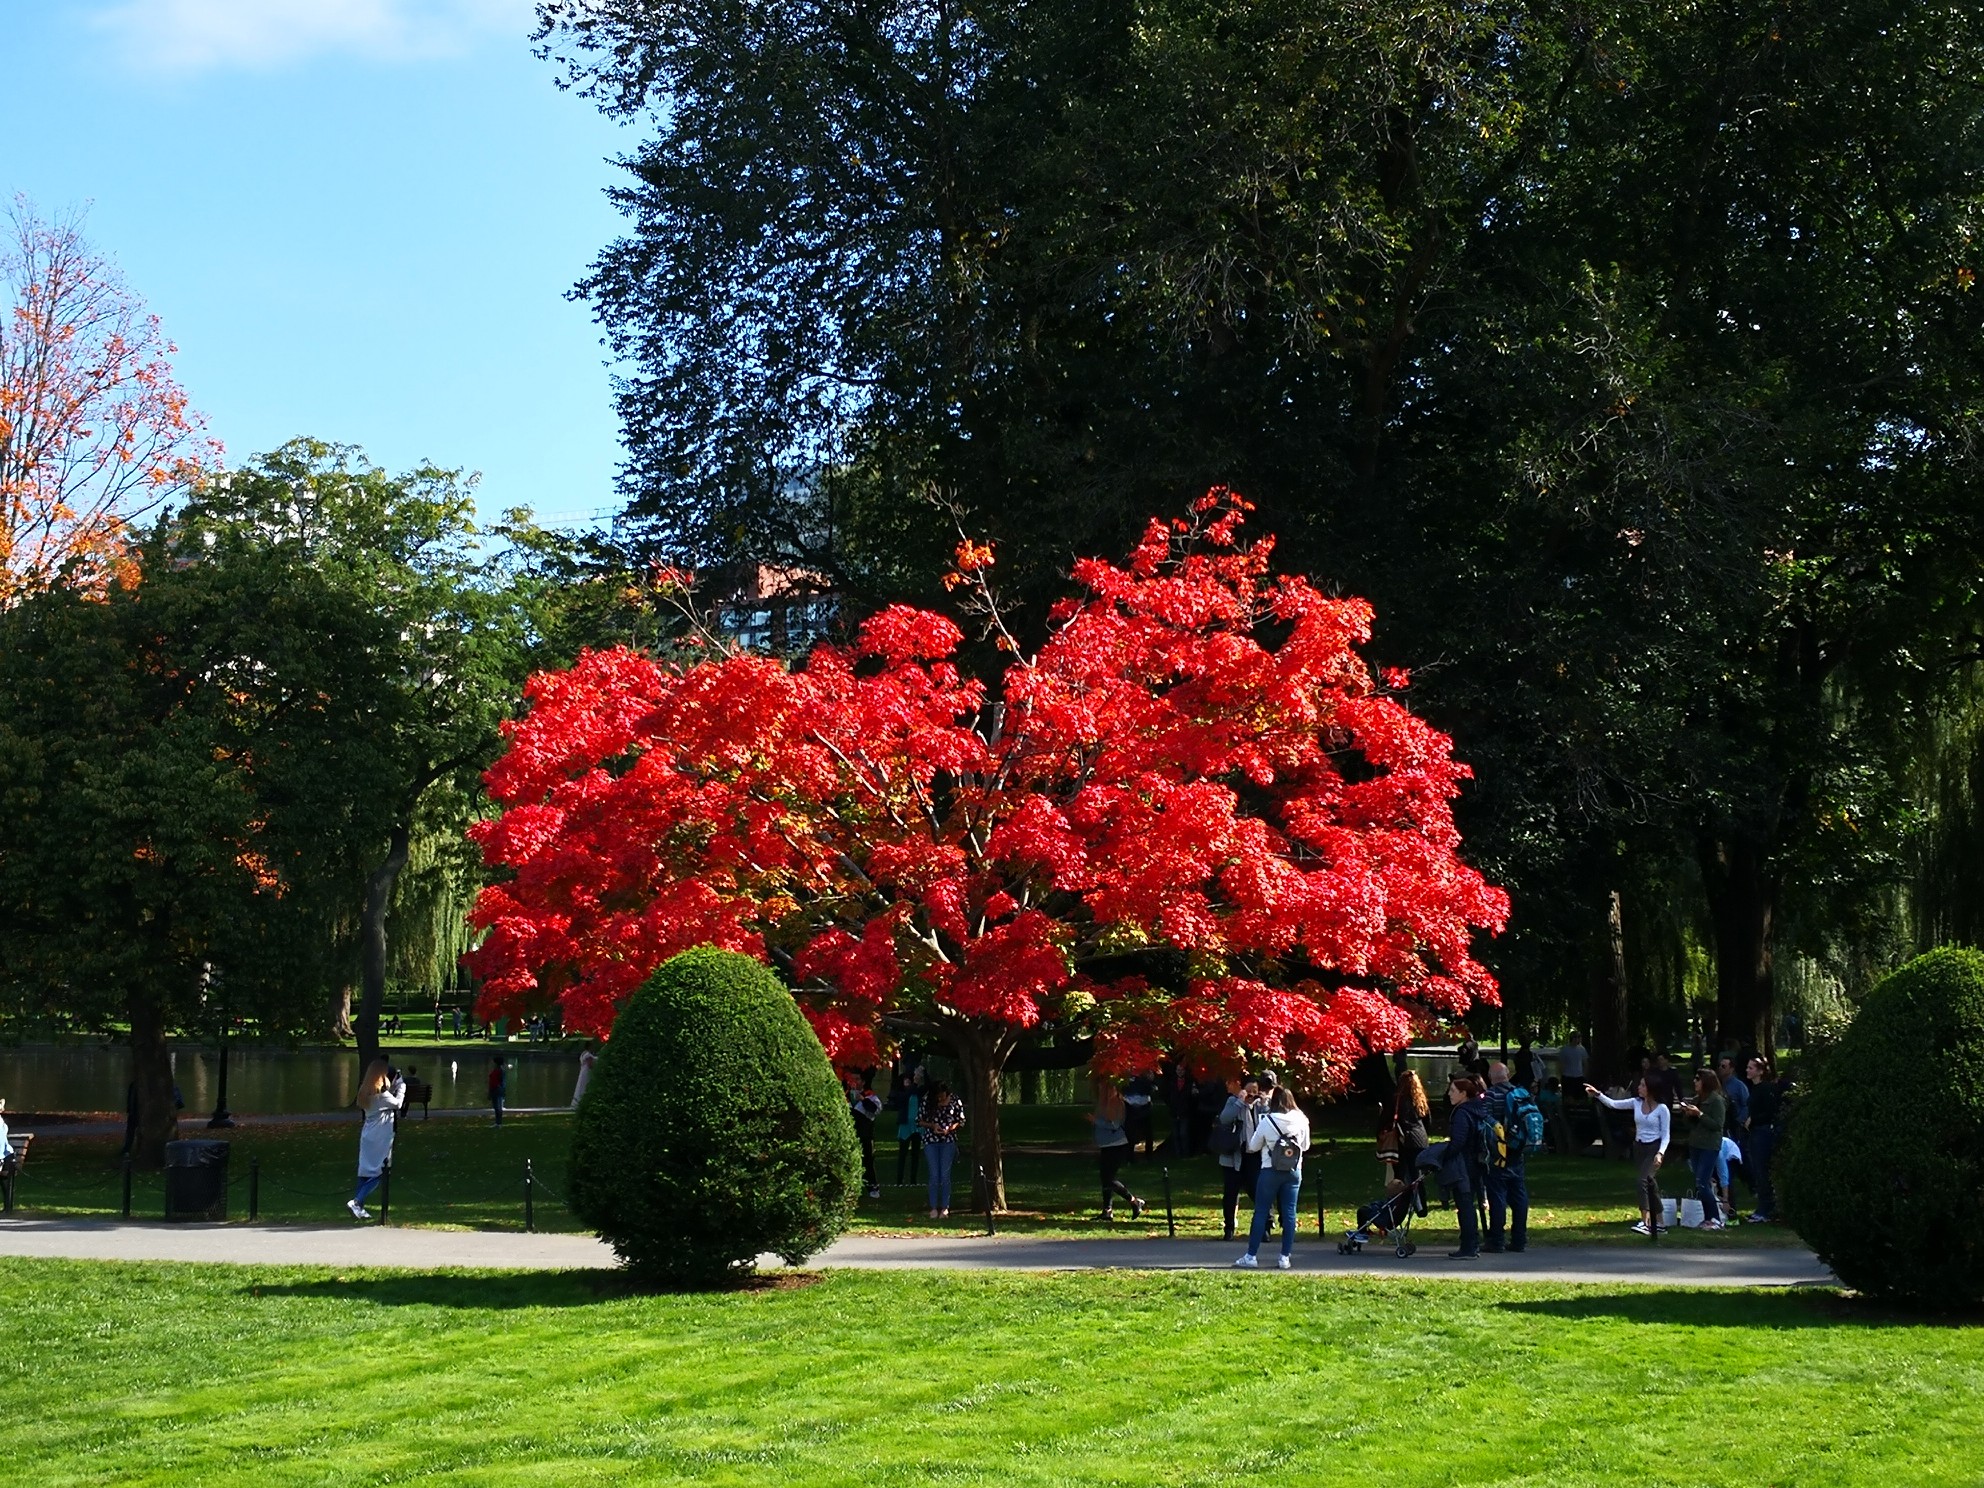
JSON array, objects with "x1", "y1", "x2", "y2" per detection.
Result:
[{"x1": 468, "y1": 494, "x2": 1508, "y2": 1203}]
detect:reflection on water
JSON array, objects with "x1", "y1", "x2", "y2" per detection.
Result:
[{"x1": 0, "y1": 1044, "x2": 587, "y2": 1115}]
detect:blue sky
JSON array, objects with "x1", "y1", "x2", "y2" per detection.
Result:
[{"x1": 3, "y1": 1, "x2": 634, "y2": 528}]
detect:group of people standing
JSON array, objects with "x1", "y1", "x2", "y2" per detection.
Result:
[
  {"x1": 1388, "y1": 1063, "x2": 1533, "y2": 1259},
  {"x1": 1586, "y1": 1051, "x2": 1783, "y2": 1235},
  {"x1": 849, "y1": 1064, "x2": 968, "y2": 1218}
]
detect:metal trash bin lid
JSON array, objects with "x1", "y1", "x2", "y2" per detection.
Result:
[{"x1": 164, "y1": 1139, "x2": 230, "y2": 1166}]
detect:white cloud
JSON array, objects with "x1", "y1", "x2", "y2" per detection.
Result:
[{"x1": 91, "y1": 0, "x2": 536, "y2": 73}]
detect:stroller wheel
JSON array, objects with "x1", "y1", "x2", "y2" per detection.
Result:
[{"x1": 1398, "y1": 1242, "x2": 1416, "y2": 1258}]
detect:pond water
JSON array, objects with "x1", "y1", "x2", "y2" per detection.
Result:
[{"x1": 0, "y1": 1043, "x2": 587, "y2": 1116}]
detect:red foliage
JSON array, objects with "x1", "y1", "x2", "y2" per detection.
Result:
[{"x1": 467, "y1": 494, "x2": 1508, "y2": 1092}]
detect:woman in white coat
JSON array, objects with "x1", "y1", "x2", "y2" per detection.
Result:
[{"x1": 347, "y1": 1058, "x2": 405, "y2": 1221}]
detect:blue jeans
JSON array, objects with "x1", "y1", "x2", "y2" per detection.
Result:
[
  {"x1": 1748, "y1": 1125, "x2": 1778, "y2": 1217},
  {"x1": 1247, "y1": 1167, "x2": 1301, "y2": 1259},
  {"x1": 1485, "y1": 1162, "x2": 1528, "y2": 1249},
  {"x1": 926, "y1": 1139, "x2": 957, "y2": 1210},
  {"x1": 353, "y1": 1173, "x2": 383, "y2": 1205},
  {"x1": 1688, "y1": 1147, "x2": 1719, "y2": 1221}
]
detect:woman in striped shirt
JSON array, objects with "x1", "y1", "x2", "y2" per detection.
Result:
[{"x1": 1585, "y1": 1076, "x2": 1670, "y2": 1237}]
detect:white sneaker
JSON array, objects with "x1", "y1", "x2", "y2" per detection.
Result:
[
  {"x1": 1276, "y1": 1255, "x2": 1292, "y2": 1270},
  {"x1": 1699, "y1": 1218, "x2": 1724, "y2": 1231},
  {"x1": 1232, "y1": 1253, "x2": 1258, "y2": 1268},
  {"x1": 346, "y1": 1199, "x2": 370, "y2": 1220},
  {"x1": 1629, "y1": 1220, "x2": 1651, "y2": 1236}
]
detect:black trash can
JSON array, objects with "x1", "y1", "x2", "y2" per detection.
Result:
[{"x1": 164, "y1": 1139, "x2": 229, "y2": 1222}]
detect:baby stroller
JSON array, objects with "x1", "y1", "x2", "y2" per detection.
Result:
[{"x1": 1338, "y1": 1147, "x2": 1438, "y2": 1258}]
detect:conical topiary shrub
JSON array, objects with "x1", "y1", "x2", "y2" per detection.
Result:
[
  {"x1": 1779, "y1": 946, "x2": 1984, "y2": 1306},
  {"x1": 568, "y1": 946, "x2": 861, "y2": 1285}
]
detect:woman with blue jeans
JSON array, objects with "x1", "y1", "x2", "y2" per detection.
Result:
[
  {"x1": 1677, "y1": 1068, "x2": 1728, "y2": 1232},
  {"x1": 918, "y1": 1082, "x2": 965, "y2": 1218},
  {"x1": 1234, "y1": 1086, "x2": 1311, "y2": 1269}
]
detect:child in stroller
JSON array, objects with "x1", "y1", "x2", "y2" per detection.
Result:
[{"x1": 1339, "y1": 1147, "x2": 1438, "y2": 1258}]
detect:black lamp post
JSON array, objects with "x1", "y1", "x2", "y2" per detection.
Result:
[{"x1": 207, "y1": 966, "x2": 235, "y2": 1129}]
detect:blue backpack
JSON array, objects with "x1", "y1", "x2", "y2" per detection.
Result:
[{"x1": 1494, "y1": 1086, "x2": 1545, "y2": 1165}]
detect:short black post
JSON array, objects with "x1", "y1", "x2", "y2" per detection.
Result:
[
  {"x1": 379, "y1": 1159, "x2": 391, "y2": 1226},
  {"x1": 1162, "y1": 1166, "x2": 1175, "y2": 1237},
  {"x1": 977, "y1": 1164, "x2": 994, "y2": 1237},
  {"x1": 524, "y1": 1158, "x2": 535, "y2": 1233},
  {"x1": 249, "y1": 1155, "x2": 260, "y2": 1222},
  {"x1": 1317, "y1": 1179, "x2": 1327, "y2": 1238},
  {"x1": 121, "y1": 1154, "x2": 132, "y2": 1219}
]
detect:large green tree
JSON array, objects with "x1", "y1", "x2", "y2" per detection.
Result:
[
  {"x1": 548, "y1": 0, "x2": 1984, "y2": 1055},
  {"x1": 0, "y1": 515, "x2": 380, "y2": 1159},
  {"x1": 174, "y1": 441, "x2": 544, "y2": 1072},
  {"x1": 0, "y1": 440, "x2": 552, "y2": 1156}
]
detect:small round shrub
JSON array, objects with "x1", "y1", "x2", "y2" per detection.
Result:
[
  {"x1": 568, "y1": 946, "x2": 861, "y2": 1285},
  {"x1": 1778, "y1": 945, "x2": 1984, "y2": 1305}
]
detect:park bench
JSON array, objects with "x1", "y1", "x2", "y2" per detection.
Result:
[
  {"x1": 1, "y1": 1132, "x2": 34, "y2": 1213},
  {"x1": 402, "y1": 1077, "x2": 433, "y2": 1119}
]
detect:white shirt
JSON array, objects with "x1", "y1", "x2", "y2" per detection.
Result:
[
  {"x1": 1593, "y1": 1092, "x2": 1669, "y2": 1155},
  {"x1": 1246, "y1": 1108, "x2": 1313, "y2": 1173}
]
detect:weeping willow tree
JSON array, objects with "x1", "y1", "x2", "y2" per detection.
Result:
[
  {"x1": 327, "y1": 783, "x2": 486, "y2": 1036},
  {"x1": 1909, "y1": 666, "x2": 1984, "y2": 953}
]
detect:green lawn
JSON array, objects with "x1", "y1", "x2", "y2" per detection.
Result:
[
  {"x1": 0, "y1": 1260, "x2": 1975, "y2": 1486},
  {"x1": 13, "y1": 1102, "x2": 1796, "y2": 1248}
]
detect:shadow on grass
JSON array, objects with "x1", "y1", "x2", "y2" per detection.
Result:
[
  {"x1": 1497, "y1": 1288, "x2": 1981, "y2": 1329},
  {"x1": 246, "y1": 1267, "x2": 826, "y2": 1310}
]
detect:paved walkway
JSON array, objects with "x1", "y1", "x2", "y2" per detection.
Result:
[{"x1": 0, "y1": 1217, "x2": 1833, "y2": 1286}]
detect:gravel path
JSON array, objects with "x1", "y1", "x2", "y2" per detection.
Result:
[{"x1": 0, "y1": 1217, "x2": 1834, "y2": 1286}]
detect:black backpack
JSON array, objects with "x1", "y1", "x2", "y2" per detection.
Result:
[{"x1": 1207, "y1": 1114, "x2": 1243, "y2": 1157}]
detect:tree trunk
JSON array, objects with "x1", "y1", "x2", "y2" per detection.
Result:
[
  {"x1": 355, "y1": 820, "x2": 412, "y2": 1071},
  {"x1": 1702, "y1": 833, "x2": 1776, "y2": 1056},
  {"x1": 953, "y1": 1027, "x2": 1009, "y2": 1212},
  {"x1": 330, "y1": 985, "x2": 353, "y2": 1042},
  {"x1": 128, "y1": 992, "x2": 178, "y2": 1167},
  {"x1": 1590, "y1": 889, "x2": 1631, "y2": 1086}
]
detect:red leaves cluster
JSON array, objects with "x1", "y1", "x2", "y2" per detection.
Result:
[{"x1": 467, "y1": 493, "x2": 1508, "y2": 1090}]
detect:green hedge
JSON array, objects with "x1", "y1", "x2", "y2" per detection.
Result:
[
  {"x1": 568, "y1": 946, "x2": 861, "y2": 1285},
  {"x1": 1779, "y1": 946, "x2": 1984, "y2": 1305}
]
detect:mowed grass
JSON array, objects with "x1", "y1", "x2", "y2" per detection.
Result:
[
  {"x1": 14, "y1": 1102, "x2": 1797, "y2": 1247},
  {"x1": 1, "y1": 1260, "x2": 1977, "y2": 1487}
]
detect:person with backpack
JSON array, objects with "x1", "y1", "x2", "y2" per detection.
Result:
[
  {"x1": 1212, "y1": 1075, "x2": 1261, "y2": 1241},
  {"x1": 1387, "y1": 1068, "x2": 1431, "y2": 1190},
  {"x1": 1438, "y1": 1075, "x2": 1491, "y2": 1258},
  {"x1": 1484, "y1": 1062, "x2": 1538, "y2": 1253},
  {"x1": 1233, "y1": 1085, "x2": 1310, "y2": 1269}
]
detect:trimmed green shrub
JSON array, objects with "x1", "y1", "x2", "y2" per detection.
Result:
[
  {"x1": 568, "y1": 946, "x2": 861, "y2": 1284},
  {"x1": 1779, "y1": 946, "x2": 1984, "y2": 1305}
]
